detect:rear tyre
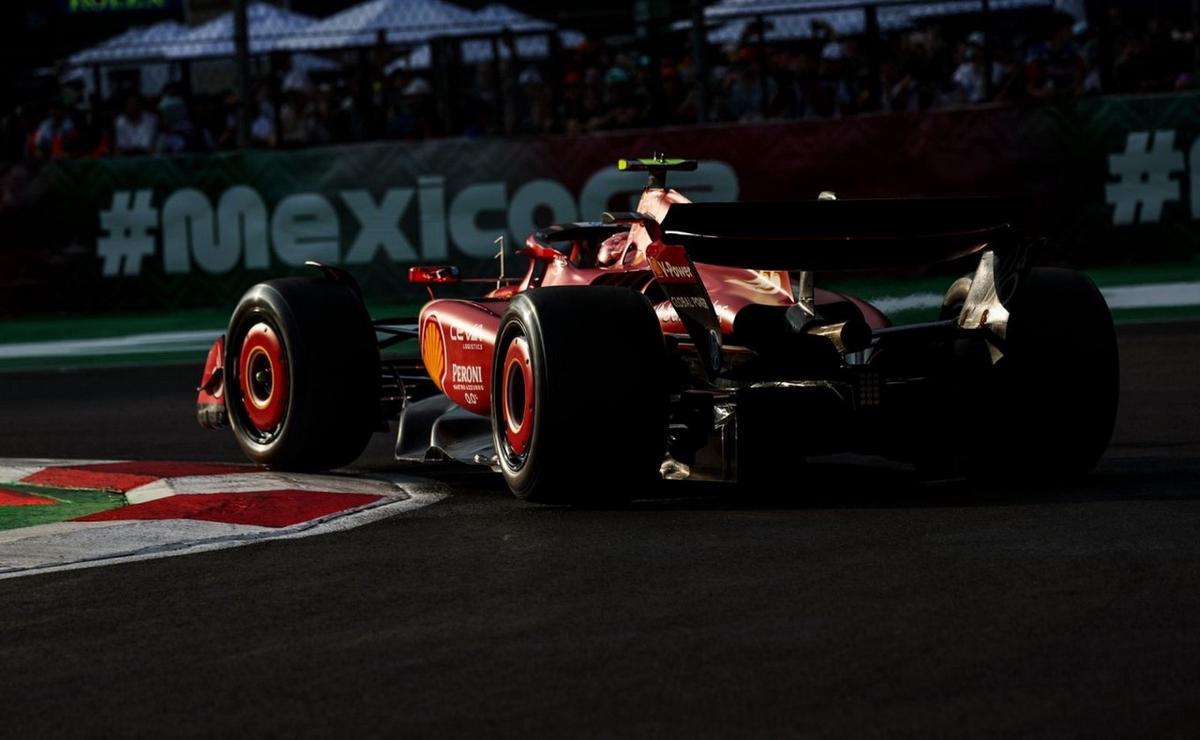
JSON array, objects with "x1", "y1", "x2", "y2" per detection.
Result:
[
  {"x1": 977, "y1": 267, "x2": 1118, "y2": 479},
  {"x1": 225, "y1": 278, "x2": 379, "y2": 471},
  {"x1": 491, "y1": 287, "x2": 669, "y2": 504}
]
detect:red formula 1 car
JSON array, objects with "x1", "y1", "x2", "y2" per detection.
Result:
[{"x1": 197, "y1": 157, "x2": 1119, "y2": 503}]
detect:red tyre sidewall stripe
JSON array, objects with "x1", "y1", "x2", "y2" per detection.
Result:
[
  {"x1": 239, "y1": 323, "x2": 288, "y2": 431},
  {"x1": 501, "y1": 336, "x2": 534, "y2": 455}
]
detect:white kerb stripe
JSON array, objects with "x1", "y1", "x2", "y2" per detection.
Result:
[
  {"x1": 0, "y1": 459, "x2": 121, "y2": 485},
  {"x1": 125, "y1": 472, "x2": 413, "y2": 504}
]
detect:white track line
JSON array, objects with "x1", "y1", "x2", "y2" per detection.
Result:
[
  {"x1": 1101, "y1": 281, "x2": 1200, "y2": 309},
  {"x1": 870, "y1": 292, "x2": 943, "y2": 314},
  {"x1": 867, "y1": 280, "x2": 1200, "y2": 316},
  {"x1": 0, "y1": 330, "x2": 220, "y2": 359},
  {"x1": 5, "y1": 281, "x2": 1197, "y2": 364}
]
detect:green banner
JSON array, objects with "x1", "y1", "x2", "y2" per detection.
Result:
[
  {"x1": 57, "y1": 0, "x2": 179, "y2": 15},
  {"x1": 3, "y1": 91, "x2": 1198, "y2": 317}
]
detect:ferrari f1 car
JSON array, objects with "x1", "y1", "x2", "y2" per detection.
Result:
[{"x1": 197, "y1": 157, "x2": 1119, "y2": 503}]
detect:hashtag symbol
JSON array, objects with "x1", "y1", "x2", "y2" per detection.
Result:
[
  {"x1": 1105, "y1": 130, "x2": 1185, "y2": 226},
  {"x1": 97, "y1": 190, "x2": 157, "y2": 277}
]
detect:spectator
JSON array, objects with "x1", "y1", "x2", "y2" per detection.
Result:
[
  {"x1": 1027, "y1": 20, "x2": 1084, "y2": 98},
  {"x1": 329, "y1": 82, "x2": 365, "y2": 142},
  {"x1": 659, "y1": 63, "x2": 697, "y2": 125},
  {"x1": 951, "y1": 34, "x2": 1000, "y2": 104},
  {"x1": 518, "y1": 66, "x2": 555, "y2": 134},
  {"x1": 114, "y1": 94, "x2": 157, "y2": 155},
  {"x1": 203, "y1": 91, "x2": 240, "y2": 150},
  {"x1": 1073, "y1": 21, "x2": 1103, "y2": 94},
  {"x1": 879, "y1": 38, "x2": 918, "y2": 113},
  {"x1": 249, "y1": 88, "x2": 277, "y2": 148},
  {"x1": 280, "y1": 55, "x2": 313, "y2": 96},
  {"x1": 306, "y1": 86, "x2": 333, "y2": 145},
  {"x1": 577, "y1": 66, "x2": 606, "y2": 131},
  {"x1": 991, "y1": 48, "x2": 1030, "y2": 103},
  {"x1": 4, "y1": 7, "x2": 1199, "y2": 156},
  {"x1": 811, "y1": 41, "x2": 856, "y2": 117},
  {"x1": 896, "y1": 29, "x2": 941, "y2": 111},
  {"x1": 559, "y1": 70, "x2": 585, "y2": 133},
  {"x1": 279, "y1": 90, "x2": 309, "y2": 147},
  {"x1": 32, "y1": 99, "x2": 79, "y2": 160},
  {"x1": 384, "y1": 76, "x2": 436, "y2": 140},
  {"x1": 6, "y1": 107, "x2": 32, "y2": 162},
  {"x1": 157, "y1": 84, "x2": 202, "y2": 154},
  {"x1": 1167, "y1": 23, "x2": 1197, "y2": 90},
  {"x1": 880, "y1": 57, "x2": 915, "y2": 113},
  {"x1": 726, "y1": 48, "x2": 776, "y2": 121},
  {"x1": 85, "y1": 99, "x2": 115, "y2": 158}
]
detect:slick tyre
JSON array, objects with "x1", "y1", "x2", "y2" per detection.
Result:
[
  {"x1": 225, "y1": 278, "x2": 379, "y2": 471},
  {"x1": 491, "y1": 287, "x2": 669, "y2": 504},
  {"x1": 981, "y1": 267, "x2": 1119, "y2": 479}
]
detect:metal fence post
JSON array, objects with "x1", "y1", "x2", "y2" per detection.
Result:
[
  {"x1": 865, "y1": 4, "x2": 881, "y2": 111},
  {"x1": 234, "y1": 0, "x2": 252, "y2": 148},
  {"x1": 548, "y1": 30, "x2": 564, "y2": 132},
  {"x1": 690, "y1": 0, "x2": 708, "y2": 123},
  {"x1": 981, "y1": 0, "x2": 994, "y2": 100},
  {"x1": 756, "y1": 13, "x2": 768, "y2": 118},
  {"x1": 490, "y1": 36, "x2": 505, "y2": 133},
  {"x1": 1091, "y1": 0, "x2": 1114, "y2": 92},
  {"x1": 1193, "y1": 0, "x2": 1200, "y2": 80}
]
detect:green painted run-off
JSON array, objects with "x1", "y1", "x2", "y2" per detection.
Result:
[{"x1": 0, "y1": 485, "x2": 127, "y2": 531}]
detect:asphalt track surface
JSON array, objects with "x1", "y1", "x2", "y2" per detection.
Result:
[{"x1": 2, "y1": 322, "x2": 1199, "y2": 737}]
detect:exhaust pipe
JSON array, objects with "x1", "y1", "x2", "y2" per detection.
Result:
[{"x1": 801, "y1": 318, "x2": 872, "y2": 354}]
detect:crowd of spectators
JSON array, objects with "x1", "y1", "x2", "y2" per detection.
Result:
[
  {"x1": 2, "y1": 6, "x2": 1195, "y2": 163},
  {"x1": 702, "y1": 9, "x2": 1197, "y2": 122}
]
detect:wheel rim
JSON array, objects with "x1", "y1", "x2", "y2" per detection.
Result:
[
  {"x1": 238, "y1": 321, "x2": 288, "y2": 437},
  {"x1": 499, "y1": 334, "x2": 534, "y2": 463}
]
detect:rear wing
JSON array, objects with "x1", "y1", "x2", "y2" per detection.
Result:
[
  {"x1": 659, "y1": 198, "x2": 1019, "y2": 271},
  {"x1": 619, "y1": 156, "x2": 698, "y2": 189}
]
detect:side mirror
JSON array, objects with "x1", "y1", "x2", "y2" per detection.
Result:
[
  {"x1": 407, "y1": 266, "x2": 460, "y2": 285},
  {"x1": 518, "y1": 240, "x2": 560, "y2": 262}
]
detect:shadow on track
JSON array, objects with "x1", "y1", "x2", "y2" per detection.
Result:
[{"x1": 389, "y1": 454, "x2": 1200, "y2": 512}]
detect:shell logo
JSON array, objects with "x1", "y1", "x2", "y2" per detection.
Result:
[{"x1": 422, "y1": 317, "x2": 447, "y2": 391}]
